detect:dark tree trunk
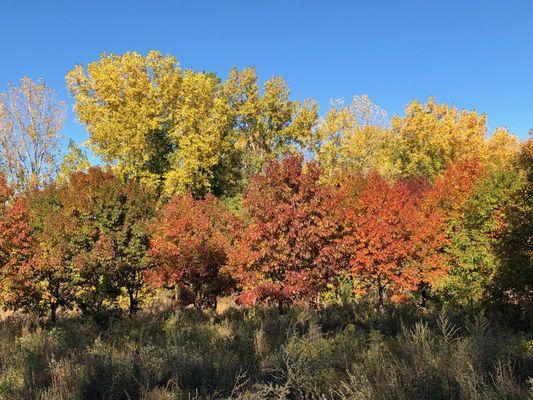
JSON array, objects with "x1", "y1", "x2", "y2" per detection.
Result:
[
  {"x1": 377, "y1": 279, "x2": 384, "y2": 310},
  {"x1": 128, "y1": 289, "x2": 137, "y2": 315},
  {"x1": 195, "y1": 290, "x2": 202, "y2": 309},
  {"x1": 50, "y1": 301, "x2": 57, "y2": 325},
  {"x1": 419, "y1": 281, "x2": 429, "y2": 308}
]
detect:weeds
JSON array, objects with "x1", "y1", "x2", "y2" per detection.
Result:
[{"x1": 0, "y1": 304, "x2": 530, "y2": 399}]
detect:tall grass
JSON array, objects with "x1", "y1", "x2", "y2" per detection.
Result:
[{"x1": 0, "y1": 304, "x2": 530, "y2": 399}]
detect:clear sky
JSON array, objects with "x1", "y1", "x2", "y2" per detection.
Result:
[{"x1": 1, "y1": 0, "x2": 532, "y2": 146}]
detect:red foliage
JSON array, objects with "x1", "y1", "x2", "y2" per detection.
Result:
[
  {"x1": 228, "y1": 156, "x2": 350, "y2": 308},
  {"x1": 0, "y1": 174, "x2": 34, "y2": 304},
  {"x1": 346, "y1": 173, "x2": 447, "y2": 306},
  {"x1": 149, "y1": 194, "x2": 238, "y2": 308}
]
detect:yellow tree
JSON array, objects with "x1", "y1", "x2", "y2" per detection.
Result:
[
  {"x1": 164, "y1": 70, "x2": 234, "y2": 197},
  {"x1": 224, "y1": 67, "x2": 318, "y2": 184},
  {"x1": 66, "y1": 51, "x2": 317, "y2": 197},
  {"x1": 66, "y1": 50, "x2": 182, "y2": 192},
  {"x1": 57, "y1": 139, "x2": 91, "y2": 184},
  {"x1": 485, "y1": 127, "x2": 522, "y2": 171},
  {"x1": 391, "y1": 98, "x2": 487, "y2": 178},
  {"x1": 315, "y1": 95, "x2": 395, "y2": 182}
]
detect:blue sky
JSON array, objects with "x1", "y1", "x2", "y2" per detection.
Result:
[{"x1": 1, "y1": 0, "x2": 532, "y2": 147}]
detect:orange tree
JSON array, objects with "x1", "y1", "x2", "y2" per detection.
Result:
[
  {"x1": 228, "y1": 156, "x2": 350, "y2": 311},
  {"x1": 346, "y1": 173, "x2": 446, "y2": 308},
  {"x1": 149, "y1": 194, "x2": 238, "y2": 309},
  {"x1": 347, "y1": 159, "x2": 484, "y2": 308}
]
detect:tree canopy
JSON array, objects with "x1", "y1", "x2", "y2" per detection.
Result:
[{"x1": 0, "y1": 50, "x2": 529, "y2": 326}]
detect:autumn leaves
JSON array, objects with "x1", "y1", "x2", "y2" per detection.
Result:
[
  {"x1": 0, "y1": 50, "x2": 530, "y2": 321},
  {"x1": 148, "y1": 155, "x2": 484, "y2": 311}
]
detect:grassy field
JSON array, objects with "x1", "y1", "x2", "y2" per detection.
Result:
[{"x1": 0, "y1": 302, "x2": 531, "y2": 400}]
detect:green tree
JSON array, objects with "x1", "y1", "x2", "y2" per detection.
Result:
[
  {"x1": 21, "y1": 168, "x2": 156, "y2": 318},
  {"x1": 437, "y1": 169, "x2": 523, "y2": 309},
  {"x1": 60, "y1": 168, "x2": 156, "y2": 315},
  {"x1": 25, "y1": 186, "x2": 78, "y2": 323},
  {"x1": 491, "y1": 139, "x2": 532, "y2": 326}
]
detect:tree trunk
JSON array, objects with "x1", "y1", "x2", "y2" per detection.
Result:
[
  {"x1": 128, "y1": 290, "x2": 137, "y2": 315},
  {"x1": 50, "y1": 301, "x2": 57, "y2": 325},
  {"x1": 377, "y1": 280, "x2": 384, "y2": 310},
  {"x1": 194, "y1": 290, "x2": 203, "y2": 309},
  {"x1": 419, "y1": 282, "x2": 429, "y2": 308}
]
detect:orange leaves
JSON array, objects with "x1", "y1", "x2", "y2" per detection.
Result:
[
  {"x1": 227, "y1": 156, "x2": 350, "y2": 306},
  {"x1": 346, "y1": 173, "x2": 447, "y2": 304},
  {"x1": 149, "y1": 194, "x2": 237, "y2": 308},
  {"x1": 0, "y1": 153, "x2": 488, "y2": 315},
  {"x1": 427, "y1": 159, "x2": 485, "y2": 214},
  {"x1": 225, "y1": 156, "x2": 483, "y2": 308},
  {"x1": 344, "y1": 159, "x2": 484, "y2": 306}
]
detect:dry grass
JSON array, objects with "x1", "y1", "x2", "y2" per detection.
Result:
[{"x1": 0, "y1": 303, "x2": 530, "y2": 400}]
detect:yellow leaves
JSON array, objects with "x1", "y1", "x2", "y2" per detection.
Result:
[
  {"x1": 485, "y1": 127, "x2": 521, "y2": 171},
  {"x1": 391, "y1": 98, "x2": 487, "y2": 177},
  {"x1": 66, "y1": 50, "x2": 181, "y2": 181},
  {"x1": 67, "y1": 51, "x2": 523, "y2": 197},
  {"x1": 67, "y1": 52, "x2": 317, "y2": 198},
  {"x1": 57, "y1": 140, "x2": 91, "y2": 184},
  {"x1": 162, "y1": 71, "x2": 231, "y2": 197},
  {"x1": 223, "y1": 67, "x2": 318, "y2": 181},
  {"x1": 389, "y1": 98, "x2": 522, "y2": 178},
  {"x1": 316, "y1": 96, "x2": 395, "y2": 183},
  {"x1": 316, "y1": 96, "x2": 525, "y2": 186}
]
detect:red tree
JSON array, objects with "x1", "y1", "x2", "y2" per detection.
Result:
[
  {"x1": 149, "y1": 194, "x2": 238, "y2": 309},
  {"x1": 0, "y1": 174, "x2": 34, "y2": 310},
  {"x1": 347, "y1": 173, "x2": 446, "y2": 307},
  {"x1": 228, "y1": 156, "x2": 349, "y2": 310}
]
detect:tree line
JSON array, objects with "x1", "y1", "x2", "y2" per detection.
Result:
[{"x1": 0, "y1": 51, "x2": 531, "y2": 325}]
